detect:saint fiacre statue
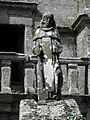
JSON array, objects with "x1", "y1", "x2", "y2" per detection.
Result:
[{"x1": 33, "y1": 12, "x2": 63, "y2": 99}]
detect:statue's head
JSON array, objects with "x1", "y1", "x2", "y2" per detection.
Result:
[{"x1": 40, "y1": 12, "x2": 56, "y2": 28}]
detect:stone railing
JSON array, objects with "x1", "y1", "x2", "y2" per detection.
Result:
[
  {"x1": 59, "y1": 57, "x2": 90, "y2": 95},
  {"x1": 24, "y1": 55, "x2": 38, "y2": 94},
  {"x1": 0, "y1": 52, "x2": 31, "y2": 94},
  {"x1": 0, "y1": 52, "x2": 38, "y2": 95},
  {"x1": 0, "y1": 52, "x2": 89, "y2": 96}
]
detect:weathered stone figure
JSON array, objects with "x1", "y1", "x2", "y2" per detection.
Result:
[{"x1": 33, "y1": 12, "x2": 63, "y2": 99}]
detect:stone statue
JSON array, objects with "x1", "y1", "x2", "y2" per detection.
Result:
[{"x1": 33, "y1": 12, "x2": 63, "y2": 100}]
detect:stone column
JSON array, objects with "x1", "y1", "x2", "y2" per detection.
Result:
[
  {"x1": 24, "y1": 62, "x2": 35, "y2": 94},
  {"x1": 86, "y1": 102, "x2": 90, "y2": 120},
  {"x1": 88, "y1": 65, "x2": 90, "y2": 94},
  {"x1": 1, "y1": 60, "x2": 11, "y2": 93},
  {"x1": 68, "y1": 64, "x2": 79, "y2": 95},
  {"x1": 19, "y1": 99, "x2": 37, "y2": 120}
]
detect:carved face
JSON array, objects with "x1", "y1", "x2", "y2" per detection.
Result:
[{"x1": 40, "y1": 13, "x2": 55, "y2": 28}]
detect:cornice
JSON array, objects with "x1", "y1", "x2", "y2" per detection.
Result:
[
  {"x1": 0, "y1": 1, "x2": 38, "y2": 11},
  {"x1": 71, "y1": 14, "x2": 90, "y2": 31}
]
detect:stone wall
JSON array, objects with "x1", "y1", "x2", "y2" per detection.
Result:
[
  {"x1": 59, "y1": 29, "x2": 76, "y2": 94},
  {"x1": 73, "y1": 15, "x2": 90, "y2": 94},
  {"x1": 0, "y1": 1, "x2": 37, "y2": 55},
  {"x1": 1, "y1": 0, "x2": 89, "y2": 27},
  {"x1": 77, "y1": 26, "x2": 88, "y2": 94},
  {"x1": 36, "y1": 0, "x2": 90, "y2": 27}
]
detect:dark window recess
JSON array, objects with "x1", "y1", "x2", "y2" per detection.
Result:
[
  {"x1": 0, "y1": 24, "x2": 25, "y2": 92},
  {"x1": 0, "y1": 24, "x2": 25, "y2": 53},
  {"x1": 11, "y1": 62, "x2": 24, "y2": 92}
]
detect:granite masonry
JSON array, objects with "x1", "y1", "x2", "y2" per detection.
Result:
[{"x1": 0, "y1": 0, "x2": 89, "y2": 120}]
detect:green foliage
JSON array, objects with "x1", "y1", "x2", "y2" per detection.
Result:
[
  {"x1": 45, "y1": 115, "x2": 86, "y2": 120},
  {"x1": 67, "y1": 115, "x2": 86, "y2": 120},
  {"x1": 45, "y1": 115, "x2": 52, "y2": 120}
]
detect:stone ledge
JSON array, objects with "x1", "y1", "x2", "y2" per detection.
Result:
[
  {"x1": 72, "y1": 14, "x2": 90, "y2": 31},
  {"x1": 59, "y1": 57, "x2": 90, "y2": 65},
  {"x1": 0, "y1": 93, "x2": 38, "y2": 103},
  {"x1": 0, "y1": 52, "x2": 29, "y2": 62},
  {"x1": 0, "y1": 0, "x2": 38, "y2": 10}
]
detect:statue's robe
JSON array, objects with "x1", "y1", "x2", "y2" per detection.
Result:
[{"x1": 33, "y1": 26, "x2": 62, "y2": 93}]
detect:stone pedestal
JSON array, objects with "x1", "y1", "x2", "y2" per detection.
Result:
[
  {"x1": 24, "y1": 62, "x2": 35, "y2": 94},
  {"x1": 19, "y1": 99, "x2": 37, "y2": 120},
  {"x1": 68, "y1": 64, "x2": 79, "y2": 95},
  {"x1": 1, "y1": 60, "x2": 11, "y2": 93},
  {"x1": 19, "y1": 99, "x2": 82, "y2": 120}
]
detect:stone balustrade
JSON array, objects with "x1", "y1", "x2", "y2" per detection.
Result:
[
  {"x1": 0, "y1": 52, "x2": 89, "y2": 96},
  {"x1": 1, "y1": 60, "x2": 11, "y2": 93},
  {"x1": 0, "y1": 52, "x2": 38, "y2": 94},
  {"x1": 59, "y1": 57, "x2": 90, "y2": 95},
  {"x1": 0, "y1": 52, "x2": 29, "y2": 93}
]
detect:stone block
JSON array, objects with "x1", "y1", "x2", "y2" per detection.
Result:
[
  {"x1": 19, "y1": 99, "x2": 82, "y2": 120},
  {"x1": 37, "y1": 89, "x2": 48, "y2": 100},
  {"x1": 19, "y1": 99, "x2": 37, "y2": 120},
  {"x1": 2, "y1": 87, "x2": 11, "y2": 94},
  {"x1": 0, "y1": 103, "x2": 11, "y2": 112},
  {"x1": 78, "y1": 66, "x2": 85, "y2": 94},
  {"x1": 24, "y1": 62, "x2": 35, "y2": 94},
  {"x1": 68, "y1": 64, "x2": 79, "y2": 95},
  {"x1": 10, "y1": 17, "x2": 32, "y2": 26},
  {"x1": 0, "y1": 94, "x2": 12, "y2": 103},
  {"x1": 1, "y1": 60, "x2": 11, "y2": 93}
]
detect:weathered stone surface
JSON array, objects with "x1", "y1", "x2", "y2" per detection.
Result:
[
  {"x1": 1, "y1": 60, "x2": 11, "y2": 93},
  {"x1": 1, "y1": 0, "x2": 90, "y2": 28},
  {"x1": 68, "y1": 64, "x2": 79, "y2": 95},
  {"x1": 0, "y1": 103, "x2": 11, "y2": 112},
  {"x1": 61, "y1": 65, "x2": 68, "y2": 95},
  {"x1": 35, "y1": 0, "x2": 90, "y2": 27},
  {"x1": 37, "y1": 0, "x2": 78, "y2": 27},
  {"x1": 88, "y1": 65, "x2": 90, "y2": 94},
  {"x1": 37, "y1": 89, "x2": 48, "y2": 100},
  {"x1": 78, "y1": 66, "x2": 85, "y2": 95},
  {"x1": 77, "y1": 26, "x2": 90, "y2": 57},
  {"x1": 24, "y1": 62, "x2": 35, "y2": 94},
  {"x1": 0, "y1": 9, "x2": 9, "y2": 24},
  {"x1": 19, "y1": 99, "x2": 82, "y2": 120},
  {"x1": 76, "y1": 20, "x2": 90, "y2": 95},
  {"x1": 59, "y1": 32, "x2": 76, "y2": 95},
  {"x1": 0, "y1": 113, "x2": 18, "y2": 120},
  {"x1": 19, "y1": 99, "x2": 37, "y2": 120},
  {"x1": 86, "y1": 103, "x2": 90, "y2": 120},
  {"x1": 25, "y1": 26, "x2": 34, "y2": 55},
  {"x1": 10, "y1": 17, "x2": 32, "y2": 26}
]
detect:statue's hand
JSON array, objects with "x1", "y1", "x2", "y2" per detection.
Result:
[
  {"x1": 57, "y1": 45, "x2": 63, "y2": 54},
  {"x1": 32, "y1": 45, "x2": 41, "y2": 56}
]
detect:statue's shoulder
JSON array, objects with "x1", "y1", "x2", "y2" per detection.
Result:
[
  {"x1": 35, "y1": 26, "x2": 41, "y2": 34},
  {"x1": 33, "y1": 26, "x2": 42, "y2": 41},
  {"x1": 52, "y1": 27, "x2": 61, "y2": 41}
]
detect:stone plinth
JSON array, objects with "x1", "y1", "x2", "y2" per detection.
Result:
[
  {"x1": 0, "y1": 93, "x2": 36, "y2": 120},
  {"x1": 1, "y1": 60, "x2": 11, "y2": 93},
  {"x1": 24, "y1": 62, "x2": 35, "y2": 94},
  {"x1": 68, "y1": 64, "x2": 79, "y2": 95},
  {"x1": 19, "y1": 99, "x2": 83, "y2": 120},
  {"x1": 19, "y1": 99, "x2": 37, "y2": 120}
]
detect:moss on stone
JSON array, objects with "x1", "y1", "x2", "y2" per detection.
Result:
[{"x1": 55, "y1": 20, "x2": 62, "y2": 26}]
